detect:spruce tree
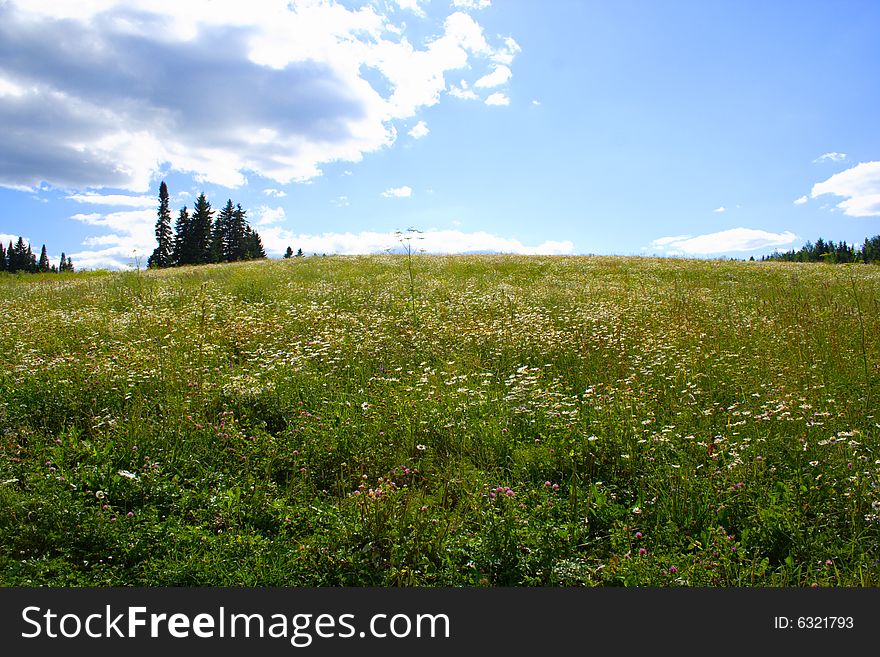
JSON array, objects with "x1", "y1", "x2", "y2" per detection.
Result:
[
  {"x1": 214, "y1": 199, "x2": 236, "y2": 262},
  {"x1": 11, "y1": 237, "x2": 28, "y2": 273},
  {"x1": 189, "y1": 193, "x2": 214, "y2": 264},
  {"x1": 243, "y1": 226, "x2": 266, "y2": 260},
  {"x1": 296, "y1": 248, "x2": 304, "y2": 257},
  {"x1": 0, "y1": 242, "x2": 6, "y2": 272},
  {"x1": 58, "y1": 251, "x2": 67, "y2": 273},
  {"x1": 230, "y1": 204, "x2": 248, "y2": 261},
  {"x1": 38, "y1": 244, "x2": 50, "y2": 272},
  {"x1": 172, "y1": 206, "x2": 192, "y2": 265},
  {"x1": 5, "y1": 241, "x2": 12, "y2": 271},
  {"x1": 25, "y1": 242, "x2": 36, "y2": 272},
  {"x1": 149, "y1": 181, "x2": 174, "y2": 268},
  {"x1": 284, "y1": 246, "x2": 293, "y2": 258},
  {"x1": 66, "y1": 256, "x2": 74, "y2": 273}
]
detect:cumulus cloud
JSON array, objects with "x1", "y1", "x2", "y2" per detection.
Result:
[
  {"x1": 67, "y1": 193, "x2": 155, "y2": 207},
  {"x1": 448, "y1": 80, "x2": 479, "y2": 100},
  {"x1": 793, "y1": 195, "x2": 808, "y2": 205},
  {"x1": 393, "y1": 0, "x2": 426, "y2": 16},
  {"x1": 0, "y1": 1, "x2": 519, "y2": 191},
  {"x1": 263, "y1": 188, "x2": 287, "y2": 198},
  {"x1": 258, "y1": 228, "x2": 573, "y2": 257},
  {"x1": 474, "y1": 65, "x2": 511, "y2": 88},
  {"x1": 810, "y1": 161, "x2": 880, "y2": 217},
  {"x1": 453, "y1": 0, "x2": 492, "y2": 9},
  {"x1": 813, "y1": 152, "x2": 847, "y2": 164},
  {"x1": 69, "y1": 208, "x2": 156, "y2": 270},
  {"x1": 484, "y1": 92, "x2": 510, "y2": 106},
  {"x1": 254, "y1": 205, "x2": 286, "y2": 226},
  {"x1": 713, "y1": 206, "x2": 726, "y2": 213},
  {"x1": 1, "y1": 232, "x2": 30, "y2": 245},
  {"x1": 408, "y1": 120, "x2": 430, "y2": 139},
  {"x1": 648, "y1": 228, "x2": 798, "y2": 255},
  {"x1": 382, "y1": 185, "x2": 413, "y2": 198}
]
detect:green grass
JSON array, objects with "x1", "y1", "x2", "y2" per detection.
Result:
[{"x1": 1, "y1": 255, "x2": 879, "y2": 586}]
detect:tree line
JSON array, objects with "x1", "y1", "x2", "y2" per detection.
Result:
[
  {"x1": 0, "y1": 237, "x2": 74, "y2": 274},
  {"x1": 148, "y1": 181, "x2": 266, "y2": 269},
  {"x1": 761, "y1": 234, "x2": 880, "y2": 264}
]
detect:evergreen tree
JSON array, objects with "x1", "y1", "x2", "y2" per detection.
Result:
[
  {"x1": 172, "y1": 206, "x2": 192, "y2": 265},
  {"x1": 66, "y1": 256, "x2": 74, "y2": 273},
  {"x1": 5, "y1": 241, "x2": 12, "y2": 271},
  {"x1": 214, "y1": 199, "x2": 236, "y2": 262},
  {"x1": 148, "y1": 181, "x2": 174, "y2": 268},
  {"x1": 25, "y1": 242, "x2": 36, "y2": 272},
  {"x1": 38, "y1": 244, "x2": 50, "y2": 272},
  {"x1": 284, "y1": 246, "x2": 293, "y2": 259},
  {"x1": 58, "y1": 251, "x2": 67, "y2": 272},
  {"x1": 10, "y1": 237, "x2": 28, "y2": 273},
  {"x1": 189, "y1": 193, "x2": 214, "y2": 264},
  {"x1": 230, "y1": 204, "x2": 248, "y2": 261},
  {"x1": 296, "y1": 248, "x2": 304, "y2": 258},
  {"x1": 243, "y1": 226, "x2": 266, "y2": 260},
  {"x1": 0, "y1": 242, "x2": 5, "y2": 272}
]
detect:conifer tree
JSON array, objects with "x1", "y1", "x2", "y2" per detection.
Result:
[
  {"x1": 0, "y1": 242, "x2": 6, "y2": 272},
  {"x1": 296, "y1": 248, "x2": 304, "y2": 257},
  {"x1": 38, "y1": 244, "x2": 50, "y2": 272},
  {"x1": 243, "y1": 226, "x2": 266, "y2": 260},
  {"x1": 58, "y1": 251, "x2": 67, "y2": 272},
  {"x1": 149, "y1": 181, "x2": 174, "y2": 268},
  {"x1": 66, "y1": 256, "x2": 74, "y2": 273},
  {"x1": 230, "y1": 204, "x2": 248, "y2": 261},
  {"x1": 214, "y1": 199, "x2": 236, "y2": 262},
  {"x1": 10, "y1": 237, "x2": 28, "y2": 273},
  {"x1": 284, "y1": 246, "x2": 293, "y2": 259},
  {"x1": 189, "y1": 193, "x2": 214, "y2": 264},
  {"x1": 172, "y1": 206, "x2": 192, "y2": 265},
  {"x1": 5, "y1": 241, "x2": 12, "y2": 271},
  {"x1": 25, "y1": 242, "x2": 36, "y2": 272}
]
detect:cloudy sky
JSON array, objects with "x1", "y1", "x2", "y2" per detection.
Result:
[{"x1": 1, "y1": 0, "x2": 879, "y2": 269}]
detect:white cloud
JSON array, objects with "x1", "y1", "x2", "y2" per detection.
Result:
[
  {"x1": 258, "y1": 228, "x2": 573, "y2": 256},
  {"x1": 393, "y1": 0, "x2": 426, "y2": 16},
  {"x1": 448, "y1": 80, "x2": 479, "y2": 100},
  {"x1": 492, "y1": 37, "x2": 521, "y2": 66},
  {"x1": 453, "y1": 0, "x2": 492, "y2": 9},
  {"x1": 382, "y1": 185, "x2": 413, "y2": 198},
  {"x1": 484, "y1": 92, "x2": 510, "y2": 106},
  {"x1": 263, "y1": 188, "x2": 287, "y2": 198},
  {"x1": 793, "y1": 195, "x2": 808, "y2": 205},
  {"x1": 0, "y1": 232, "x2": 30, "y2": 245},
  {"x1": 0, "y1": 1, "x2": 518, "y2": 191},
  {"x1": 474, "y1": 65, "x2": 511, "y2": 88},
  {"x1": 713, "y1": 206, "x2": 726, "y2": 213},
  {"x1": 531, "y1": 99, "x2": 541, "y2": 106},
  {"x1": 66, "y1": 193, "x2": 155, "y2": 207},
  {"x1": 649, "y1": 228, "x2": 798, "y2": 255},
  {"x1": 69, "y1": 208, "x2": 156, "y2": 270},
  {"x1": 331, "y1": 195, "x2": 350, "y2": 207},
  {"x1": 810, "y1": 161, "x2": 880, "y2": 217},
  {"x1": 408, "y1": 120, "x2": 430, "y2": 139},
  {"x1": 813, "y1": 152, "x2": 847, "y2": 163},
  {"x1": 255, "y1": 205, "x2": 286, "y2": 226}
]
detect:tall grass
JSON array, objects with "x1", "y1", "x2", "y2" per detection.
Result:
[{"x1": 0, "y1": 255, "x2": 878, "y2": 586}]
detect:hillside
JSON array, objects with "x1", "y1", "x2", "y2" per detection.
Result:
[{"x1": 1, "y1": 255, "x2": 878, "y2": 586}]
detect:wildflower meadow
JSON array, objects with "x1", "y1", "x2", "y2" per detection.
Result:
[{"x1": 1, "y1": 255, "x2": 878, "y2": 586}]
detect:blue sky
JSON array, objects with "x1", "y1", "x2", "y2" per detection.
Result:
[{"x1": 1, "y1": 0, "x2": 879, "y2": 269}]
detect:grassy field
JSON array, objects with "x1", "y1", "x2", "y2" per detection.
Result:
[{"x1": 1, "y1": 255, "x2": 879, "y2": 586}]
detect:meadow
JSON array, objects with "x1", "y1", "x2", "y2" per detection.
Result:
[{"x1": 1, "y1": 255, "x2": 878, "y2": 586}]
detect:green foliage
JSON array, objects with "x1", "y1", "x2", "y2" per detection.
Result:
[{"x1": 1, "y1": 256, "x2": 878, "y2": 586}]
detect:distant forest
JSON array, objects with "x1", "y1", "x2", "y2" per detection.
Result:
[
  {"x1": 0, "y1": 237, "x2": 74, "y2": 274},
  {"x1": 148, "y1": 181, "x2": 266, "y2": 269},
  {"x1": 761, "y1": 235, "x2": 880, "y2": 263}
]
